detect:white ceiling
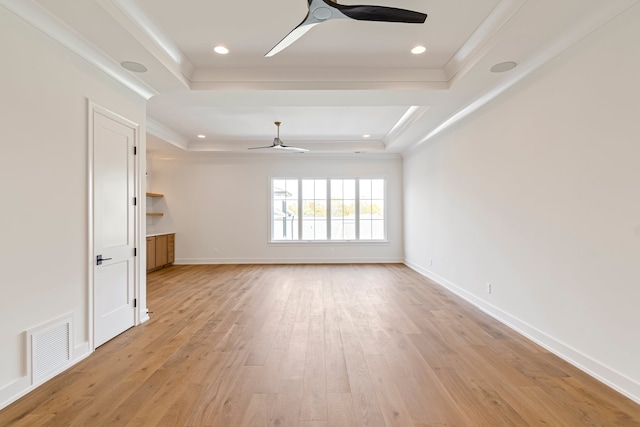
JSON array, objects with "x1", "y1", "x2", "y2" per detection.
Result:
[{"x1": 3, "y1": 0, "x2": 638, "y2": 153}]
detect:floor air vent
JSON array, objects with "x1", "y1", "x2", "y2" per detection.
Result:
[{"x1": 28, "y1": 315, "x2": 72, "y2": 384}]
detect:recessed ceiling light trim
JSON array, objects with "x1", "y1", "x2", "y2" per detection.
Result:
[
  {"x1": 120, "y1": 61, "x2": 148, "y2": 73},
  {"x1": 214, "y1": 45, "x2": 229, "y2": 55},
  {"x1": 490, "y1": 61, "x2": 518, "y2": 73},
  {"x1": 197, "y1": 134, "x2": 206, "y2": 139},
  {"x1": 411, "y1": 45, "x2": 426, "y2": 55}
]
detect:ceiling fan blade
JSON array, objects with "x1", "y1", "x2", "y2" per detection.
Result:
[
  {"x1": 248, "y1": 145, "x2": 276, "y2": 150},
  {"x1": 337, "y1": 4, "x2": 427, "y2": 23},
  {"x1": 278, "y1": 145, "x2": 309, "y2": 152},
  {"x1": 265, "y1": 17, "x2": 320, "y2": 57}
]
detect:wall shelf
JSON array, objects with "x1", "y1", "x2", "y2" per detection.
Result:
[{"x1": 146, "y1": 192, "x2": 164, "y2": 217}]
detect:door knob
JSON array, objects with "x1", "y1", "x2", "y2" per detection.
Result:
[{"x1": 96, "y1": 255, "x2": 112, "y2": 265}]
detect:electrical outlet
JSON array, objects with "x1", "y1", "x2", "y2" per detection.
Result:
[{"x1": 486, "y1": 282, "x2": 492, "y2": 294}]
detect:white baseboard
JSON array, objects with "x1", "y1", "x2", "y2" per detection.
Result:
[
  {"x1": 0, "y1": 341, "x2": 92, "y2": 410},
  {"x1": 0, "y1": 377, "x2": 30, "y2": 410},
  {"x1": 139, "y1": 312, "x2": 150, "y2": 324},
  {"x1": 73, "y1": 342, "x2": 91, "y2": 361},
  {"x1": 175, "y1": 257, "x2": 404, "y2": 265},
  {"x1": 404, "y1": 259, "x2": 640, "y2": 405}
]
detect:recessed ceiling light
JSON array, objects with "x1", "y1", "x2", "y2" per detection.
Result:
[
  {"x1": 490, "y1": 61, "x2": 517, "y2": 73},
  {"x1": 120, "y1": 61, "x2": 148, "y2": 73},
  {"x1": 411, "y1": 45, "x2": 427, "y2": 55},
  {"x1": 197, "y1": 134, "x2": 206, "y2": 139},
  {"x1": 214, "y1": 45, "x2": 229, "y2": 55},
  {"x1": 362, "y1": 134, "x2": 371, "y2": 138}
]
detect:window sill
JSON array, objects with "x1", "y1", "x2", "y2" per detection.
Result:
[{"x1": 269, "y1": 240, "x2": 389, "y2": 245}]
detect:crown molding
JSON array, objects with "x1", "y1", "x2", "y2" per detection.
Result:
[
  {"x1": 146, "y1": 118, "x2": 189, "y2": 150},
  {"x1": 383, "y1": 106, "x2": 430, "y2": 148}
]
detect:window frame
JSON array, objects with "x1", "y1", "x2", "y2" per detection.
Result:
[{"x1": 269, "y1": 177, "x2": 388, "y2": 243}]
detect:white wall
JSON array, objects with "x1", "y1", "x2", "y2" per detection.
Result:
[
  {"x1": 149, "y1": 153, "x2": 403, "y2": 263},
  {"x1": 0, "y1": 7, "x2": 146, "y2": 406},
  {"x1": 403, "y1": 5, "x2": 640, "y2": 402}
]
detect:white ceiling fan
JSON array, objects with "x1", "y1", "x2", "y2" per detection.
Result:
[
  {"x1": 265, "y1": 0, "x2": 428, "y2": 57},
  {"x1": 248, "y1": 122, "x2": 309, "y2": 153}
]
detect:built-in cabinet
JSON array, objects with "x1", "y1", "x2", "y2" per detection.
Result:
[
  {"x1": 146, "y1": 236, "x2": 156, "y2": 271},
  {"x1": 147, "y1": 233, "x2": 175, "y2": 272}
]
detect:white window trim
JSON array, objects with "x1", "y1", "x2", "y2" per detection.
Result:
[{"x1": 269, "y1": 177, "x2": 388, "y2": 243}]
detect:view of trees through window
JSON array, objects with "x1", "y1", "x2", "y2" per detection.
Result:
[{"x1": 272, "y1": 178, "x2": 385, "y2": 241}]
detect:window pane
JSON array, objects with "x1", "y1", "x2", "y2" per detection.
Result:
[
  {"x1": 331, "y1": 179, "x2": 343, "y2": 199},
  {"x1": 315, "y1": 180, "x2": 327, "y2": 199},
  {"x1": 302, "y1": 221, "x2": 315, "y2": 240},
  {"x1": 371, "y1": 200, "x2": 384, "y2": 219},
  {"x1": 331, "y1": 220, "x2": 344, "y2": 240},
  {"x1": 273, "y1": 179, "x2": 298, "y2": 241},
  {"x1": 331, "y1": 200, "x2": 344, "y2": 218},
  {"x1": 314, "y1": 200, "x2": 326, "y2": 217},
  {"x1": 273, "y1": 179, "x2": 286, "y2": 195},
  {"x1": 360, "y1": 179, "x2": 372, "y2": 199},
  {"x1": 357, "y1": 178, "x2": 385, "y2": 240},
  {"x1": 360, "y1": 201, "x2": 372, "y2": 220},
  {"x1": 345, "y1": 200, "x2": 355, "y2": 216},
  {"x1": 302, "y1": 179, "x2": 315, "y2": 198},
  {"x1": 372, "y1": 220, "x2": 385, "y2": 240},
  {"x1": 372, "y1": 179, "x2": 384, "y2": 199},
  {"x1": 330, "y1": 179, "x2": 357, "y2": 241},
  {"x1": 300, "y1": 179, "x2": 327, "y2": 240},
  {"x1": 344, "y1": 180, "x2": 356, "y2": 199},
  {"x1": 302, "y1": 201, "x2": 317, "y2": 223},
  {"x1": 273, "y1": 217, "x2": 298, "y2": 240},
  {"x1": 314, "y1": 220, "x2": 327, "y2": 240},
  {"x1": 360, "y1": 220, "x2": 372, "y2": 240},
  {"x1": 344, "y1": 220, "x2": 356, "y2": 240}
]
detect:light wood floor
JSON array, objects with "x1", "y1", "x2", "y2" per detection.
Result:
[{"x1": 1, "y1": 264, "x2": 639, "y2": 426}]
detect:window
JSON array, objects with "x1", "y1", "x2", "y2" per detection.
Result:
[
  {"x1": 272, "y1": 179, "x2": 299, "y2": 240},
  {"x1": 359, "y1": 179, "x2": 385, "y2": 240},
  {"x1": 271, "y1": 178, "x2": 386, "y2": 242},
  {"x1": 330, "y1": 179, "x2": 356, "y2": 240},
  {"x1": 302, "y1": 179, "x2": 327, "y2": 240}
]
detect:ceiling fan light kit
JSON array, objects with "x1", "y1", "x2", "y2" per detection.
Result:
[
  {"x1": 265, "y1": 0, "x2": 427, "y2": 57},
  {"x1": 248, "y1": 122, "x2": 309, "y2": 153}
]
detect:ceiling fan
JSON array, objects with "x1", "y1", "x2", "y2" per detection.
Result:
[
  {"x1": 265, "y1": 0, "x2": 427, "y2": 57},
  {"x1": 248, "y1": 122, "x2": 309, "y2": 153}
]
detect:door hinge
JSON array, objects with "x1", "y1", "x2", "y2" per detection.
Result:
[
  {"x1": 134, "y1": 247, "x2": 137, "y2": 256},
  {"x1": 134, "y1": 298, "x2": 137, "y2": 308},
  {"x1": 134, "y1": 146, "x2": 137, "y2": 155},
  {"x1": 133, "y1": 197, "x2": 137, "y2": 206}
]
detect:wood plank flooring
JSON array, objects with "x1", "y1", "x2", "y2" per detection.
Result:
[{"x1": 1, "y1": 264, "x2": 639, "y2": 426}]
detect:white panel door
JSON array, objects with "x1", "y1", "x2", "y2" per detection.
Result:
[{"x1": 93, "y1": 111, "x2": 136, "y2": 347}]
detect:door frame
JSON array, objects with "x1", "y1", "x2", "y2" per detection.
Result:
[{"x1": 87, "y1": 100, "x2": 144, "y2": 351}]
